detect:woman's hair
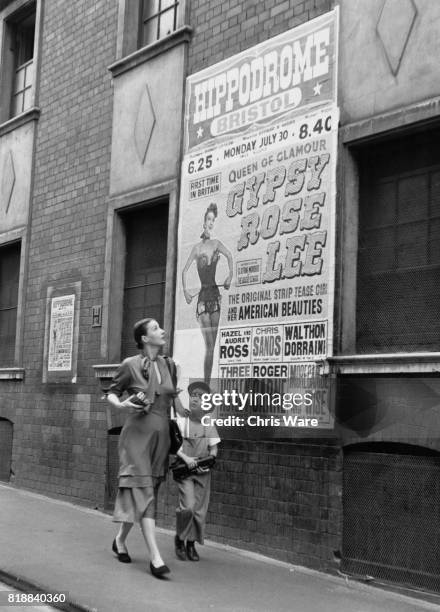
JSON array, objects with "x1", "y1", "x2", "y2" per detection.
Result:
[
  {"x1": 133, "y1": 318, "x2": 153, "y2": 349},
  {"x1": 204, "y1": 202, "x2": 218, "y2": 222}
]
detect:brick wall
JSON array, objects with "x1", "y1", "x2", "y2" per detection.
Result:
[
  {"x1": 188, "y1": 0, "x2": 333, "y2": 74},
  {"x1": 3, "y1": 0, "x2": 118, "y2": 505},
  {"x1": 157, "y1": 439, "x2": 342, "y2": 569}
]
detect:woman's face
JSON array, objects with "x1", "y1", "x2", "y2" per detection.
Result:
[
  {"x1": 143, "y1": 319, "x2": 165, "y2": 347},
  {"x1": 203, "y1": 211, "x2": 216, "y2": 235}
]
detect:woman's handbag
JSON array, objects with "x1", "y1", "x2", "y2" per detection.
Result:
[
  {"x1": 165, "y1": 355, "x2": 183, "y2": 455},
  {"x1": 169, "y1": 411, "x2": 183, "y2": 455},
  {"x1": 164, "y1": 355, "x2": 183, "y2": 454}
]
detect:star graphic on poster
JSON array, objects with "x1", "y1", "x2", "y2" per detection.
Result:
[
  {"x1": 196, "y1": 126, "x2": 204, "y2": 138},
  {"x1": 313, "y1": 82, "x2": 322, "y2": 96}
]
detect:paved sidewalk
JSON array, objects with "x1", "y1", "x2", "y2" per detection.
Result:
[{"x1": 0, "y1": 484, "x2": 438, "y2": 612}]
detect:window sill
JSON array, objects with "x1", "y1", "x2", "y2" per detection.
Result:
[
  {"x1": 319, "y1": 353, "x2": 440, "y2": 375},
  {"x1": 109, "y1": 25, "x2": 193, "y2": 78},
  {"x1": 0, "y1": 368, "x2": 24, "y2": 380},
  {"x1": 0, "y1": 107, "x2": 40, "y2": 138},
  {"x1": 93, "y1": 364, "x2": 119, "y2": 398},
  {"x1": 93, "y1": 364, "x2": 119, "y2": 380}
]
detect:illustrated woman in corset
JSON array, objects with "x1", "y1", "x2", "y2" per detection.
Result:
[{"x1": 182, "y1": 203, "x2": 233, "y2": 384}]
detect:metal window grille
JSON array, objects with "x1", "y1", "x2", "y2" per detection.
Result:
[
  {"x1": 139, "y1": 0, "x2": 179, "y2": 47},
  {"x1": 356, "y1": 129, "x2": 440, "y2": 353},
  {"x1": 342, "y1": 444, "x2": 440, "y2": 592},
  {"x1": 120, "y1": 203, "x2": 168, "y2": 359},
  {"x1": 0, "y1": 242, "x2": 20, "y2": 366}
]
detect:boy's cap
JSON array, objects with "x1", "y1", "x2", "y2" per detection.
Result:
[{"x1": 188, "y1": 381, "x2": 211, "y2": 395}]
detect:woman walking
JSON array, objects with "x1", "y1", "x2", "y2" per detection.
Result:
[{"x1": 107, "y1": 317, "x2": 180, "y2": 578}]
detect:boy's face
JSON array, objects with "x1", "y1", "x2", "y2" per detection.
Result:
[{"x1": 189, "y1": 388, "x2": 205, "y2": 413}]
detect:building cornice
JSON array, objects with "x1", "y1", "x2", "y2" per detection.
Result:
[
  {"x1": 0, "y1": 107, "x2": 40, "y2": 138},
  {"x1": 341, "y1": 95, "x2": 440, "y2": 144},
  {"x1": 108, "y1": 26, "x2": 193, "y2": 78},
  {"x1": 319, "y1": 353, "x2": 440, "y2": 375}
]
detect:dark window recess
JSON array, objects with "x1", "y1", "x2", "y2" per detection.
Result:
[
  {"x1": 105, "y1": 428, "x2": 121, "y2": 510},
  {"x1": 0, "y1": 419, "x2": 13, "y2": 482},
  {"x1": 121, "y1": 203, "x2": 168, "y2": 359},
  {"x1": 14, "y1": 12, "x2": 34, "y2": 64},
  {"x1": 356, "y1": 129, "x2": 440, "y2": 353},
  {"x1": 0, "y1": 242, "x2": 20, "y2": 366},
  {"x1": 139, "y1": 0, "x2": 179, "y2": 47}
]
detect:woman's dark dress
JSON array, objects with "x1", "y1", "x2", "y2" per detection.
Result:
[
  {"x1": 196, "y1": 247, "x2": 221, "y2": 317},
  {"x1": 108, "y1": 354, "x2": 174, "y2": 523}
]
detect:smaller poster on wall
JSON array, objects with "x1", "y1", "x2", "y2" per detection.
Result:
[
  {"x1": 43, "y1": 281, "x2": 81, "y2": 383},
  {"x1": 48, "y1": 295, "x2": 75, "y2": 371}
]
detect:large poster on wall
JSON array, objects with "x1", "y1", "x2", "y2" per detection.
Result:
[{"x1": 174, "y1": 9, "x2": 339, "y2": 434}]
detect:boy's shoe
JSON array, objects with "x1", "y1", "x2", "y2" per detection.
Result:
[
  {"x1": 175, "y1": 534, "x2": 187, "y2": 560},
  {"x1": 186, "y1": 540, "x2": 199, "y2": 561}
]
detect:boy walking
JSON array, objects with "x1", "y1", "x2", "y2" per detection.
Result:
[{"x1": 175, "y1": 381, "x2": 220, "y2": 561}]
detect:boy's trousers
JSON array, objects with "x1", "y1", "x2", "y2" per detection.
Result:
[{"x1": 176, "y1": 471, "x2": 211, "y2": 543}]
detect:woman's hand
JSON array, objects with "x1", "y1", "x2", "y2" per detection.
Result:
[
  {"x1": 170, "y1": 387, "x2": 183, "y2": 399},
  {"x1": 174, "y1": 395, "x2": 191, "y2": 417},
  {"x1": 120, "y1": 395, "x2": 151, "y2": 414},
  {"x1": 107, "y1": 392, "x2": 139, "y2": 412},
  {"x1": 139, "y1": 398, "x2": 152, "y2": 414},
  {"x1": 223, "y1": 274, "x2": 232, "y2": 290},
  {"x1": 217, "y1": 241, "x2": 233, "y2": 289},
  {"x1": 120, "y1": 398, "x2": 139, "y2": 409},
  {"x1": 184, "y1": 289, "x2": 193, "y2": 304}
]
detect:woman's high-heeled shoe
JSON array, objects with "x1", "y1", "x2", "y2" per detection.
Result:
[
  {"x1": 112, "y1": 539, "x2": 131, "y2": 563},
  {"x1": 150, "y1": 562, "x2": 170, "y2": 578}
]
